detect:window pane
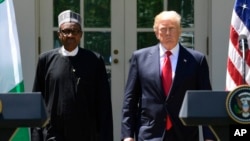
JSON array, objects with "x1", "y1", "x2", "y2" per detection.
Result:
[
  {"x1": 84, "y1": 0, "x2": 111, "y2": 27},
  {"x1": 137, "y1": 32, "x2": 158, "y2": 49},
  {"x1": 167, "y1": 0, "x2": 194, "y2": 28},
  {"x1": 84, "y1": 32, "x2": 111, "y2": 65},
  {"x1": 53, "y1": 31, "x2": 111, "y2": 65},
  {"x1": 53, "y1": 31, "x2": 61, "y2": 48},
  {"x1": 137, "y1": 0, "x2": 163, "y2": 28},
  {"x1": 180, "y1": 32, "x2": 194, "y2": 49},
  {"x1": 53, "y1": 0, "x2": 80, "y2": 27}
]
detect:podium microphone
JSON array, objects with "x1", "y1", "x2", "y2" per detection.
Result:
[{"x1": 238, "y1": 34, "x2": 248, "y2": 84}]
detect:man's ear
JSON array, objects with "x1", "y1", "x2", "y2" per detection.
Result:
[{"x1": 58, "y1": 31, "x2": 62, "y2": 39}]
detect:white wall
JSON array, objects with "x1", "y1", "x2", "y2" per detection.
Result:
[
  {"x1": 210, "y1": 0, "x2": 235, "y2": 90},
  {"x1": 14, "y1": 0, "x2": 37, "y2": 92}
]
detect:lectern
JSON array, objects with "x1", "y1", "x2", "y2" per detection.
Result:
[
  {"x1": 0, "y1": 92, "x2": 48, "y2": 141},
  {"x1": 179, "y1": 90, "x2": 236, "y2": 141}
]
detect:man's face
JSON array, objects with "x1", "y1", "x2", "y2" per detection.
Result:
[
  {"x1": 58, "y1": 22, "x2": 82, "y2": 51},
  {"x1": 155, "y1": 19, "x2": 181, "y2": 50}
]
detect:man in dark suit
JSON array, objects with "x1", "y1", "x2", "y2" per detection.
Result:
[
  {"x1": 121, "y1": 11, "x2": 215, "y2": 141},
  {"x1": 31, "y1": 10, "x2": 113, "y2": 141}
]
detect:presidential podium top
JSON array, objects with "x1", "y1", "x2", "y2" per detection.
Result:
[
  {"x1": 0, "y1": 92, "x2": 48, "y2": 128},
  {"x1": 179, "y1": 90, "x2": 236, "y2": 126},
  {"x1": 179, "y1": 86, "x2": 250, "y2": 141}
]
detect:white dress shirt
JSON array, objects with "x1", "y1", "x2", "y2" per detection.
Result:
[{"x1": 159, "y1": 44, "x2": 179, "y2": 79}]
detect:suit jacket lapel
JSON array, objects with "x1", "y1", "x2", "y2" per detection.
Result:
[
  {"x1": 148, "y1": 45, "x2": 166, "y2": 98},
  {"x1": 170, "y1": 45, "x2": 189, "y2": 93}
]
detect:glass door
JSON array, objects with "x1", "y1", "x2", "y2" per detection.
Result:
[
  {"x1": 125, "y1": 0, "x2": 209, "y2": 78},
  {"x1": 39, "y1": 0, "x2": 208, "y2": 140}
]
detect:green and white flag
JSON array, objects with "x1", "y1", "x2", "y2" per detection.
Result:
[{"x1": 0, "y1": 0, "x2": 30, "y2": 140}]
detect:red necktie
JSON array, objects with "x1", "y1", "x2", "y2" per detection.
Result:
[{"x1": 161, "y1": 51, "x2": 172, "y2": 130}]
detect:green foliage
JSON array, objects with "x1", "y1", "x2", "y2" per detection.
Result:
[
  {"x1": 84, "y1": 32, "x2": 111, "y2": 65},
  {"x1": 84, "y1": 0, "x2": 110, "y2": 27},
  {"x1": 137, "y1": 0, "x2": 163, "y2": 28}
]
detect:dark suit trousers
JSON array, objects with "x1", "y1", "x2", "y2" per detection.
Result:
[
  {"x1": 163, "y1": 128, "x2": 177, "y2": 141},
  {"x1": 163, "y1": 128, "x2": 199, "y2": 141}
]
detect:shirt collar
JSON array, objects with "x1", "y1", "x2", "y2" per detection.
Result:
[
  {"x1": 159, "y1": 43, "x2": 179, "y2": 58},
  {"x1": 61, "y1": 46, "x2": 79, "y2": 56}
]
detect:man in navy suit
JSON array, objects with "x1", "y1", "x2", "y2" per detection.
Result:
[{"x1": 121, "y1": 11, "x2": 216, "y2": 141}]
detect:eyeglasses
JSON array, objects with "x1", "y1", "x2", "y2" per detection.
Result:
[{"x1": 60, "y1": 29, "x2": 82, "y2": 36}]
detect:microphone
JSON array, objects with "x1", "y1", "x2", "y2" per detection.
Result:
[
  {"x1": 238, "y1": 34, "x2": 248, "y2": 84},
  {"x1": 238, "y1": 34, "x2": 248, "y2": 51}
]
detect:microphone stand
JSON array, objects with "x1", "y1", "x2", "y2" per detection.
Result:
[
  {"x1": 242, "y1": 43, "x2": 246, "y2": 84},
  {"x1": 239, "y1": 35, "x2": 248, "y2": 85}
]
